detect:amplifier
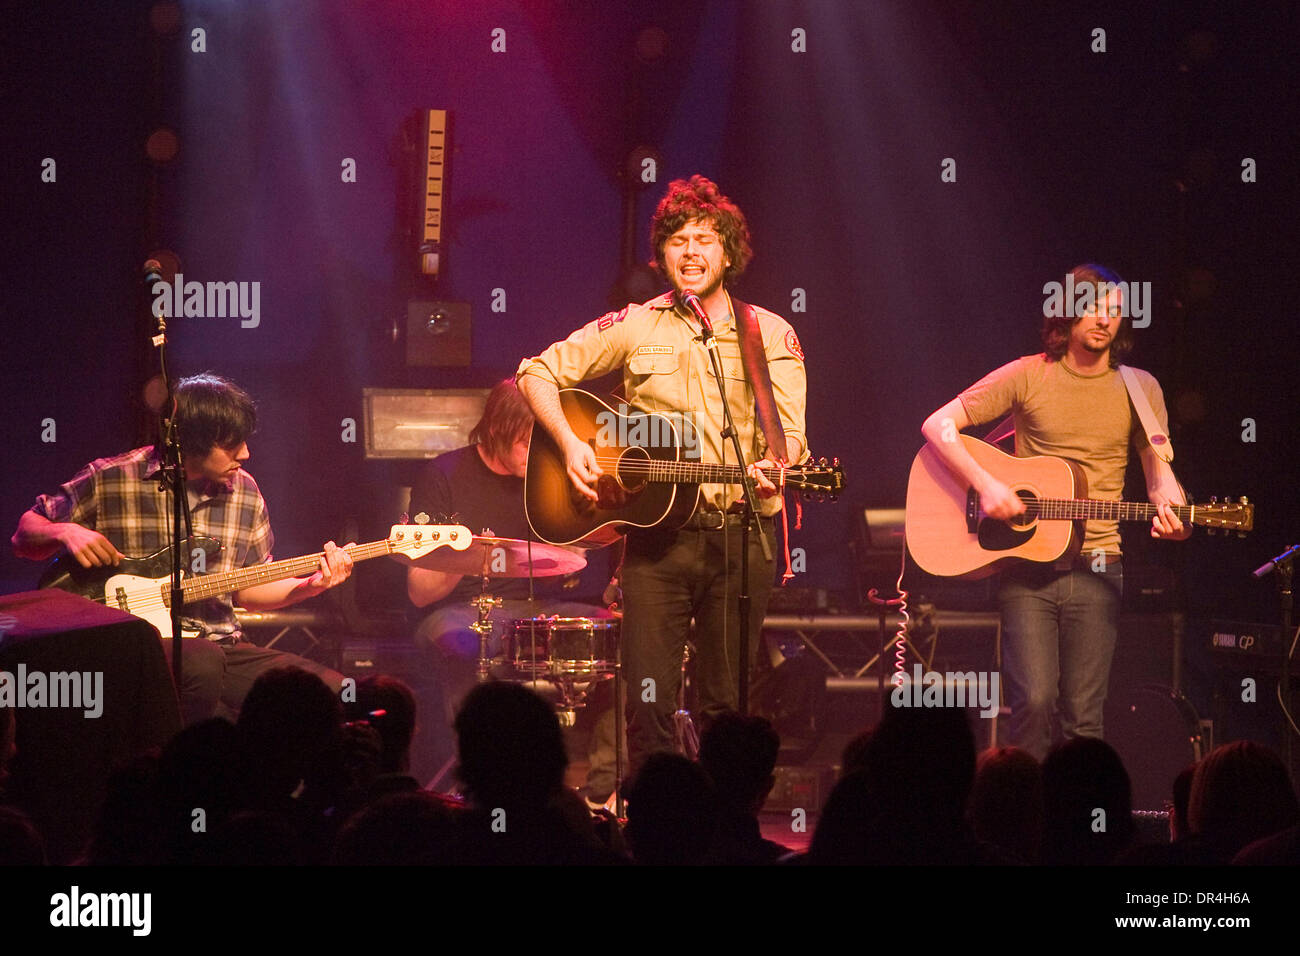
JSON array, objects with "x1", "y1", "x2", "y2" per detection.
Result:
[
  {"x1": 765, "y1": 764, "x2": 837, "y2": 813},
  {"x1": 1207, "y1": 619, "x2": 1290, "y2": 671}
]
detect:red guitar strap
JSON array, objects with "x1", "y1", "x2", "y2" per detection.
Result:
[
  {"x1": 729, "y1": 297, "x2": 789, "y2": 465},
  {"x1": 730, "y1": 296, "x2": 800, "y2": 583}
]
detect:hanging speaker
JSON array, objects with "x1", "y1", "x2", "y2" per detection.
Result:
[{"x1": 406, "y1": 299, "x2": 471, "y2": 367}]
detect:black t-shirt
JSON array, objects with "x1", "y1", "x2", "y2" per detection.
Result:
[{"x1": 407, "y1": 444, "x2": 608, "y2": 607}]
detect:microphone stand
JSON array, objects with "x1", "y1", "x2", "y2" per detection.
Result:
[
  {"x1": 148, "y1": 265, "x2": 191, "y2": 689},
  {"x1": 690, "y1": 294, "x2": 773, "y2": 714},
  {"x1": 1255, "y1": 544, "x2": 1298, "y2": 779}
]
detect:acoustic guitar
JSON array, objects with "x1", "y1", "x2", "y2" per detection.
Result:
[
  {"x1": 904, "y1": 435, "x2": 1253, "y2": 578},
  {"x1": 525, "y1": 389, "x2": 844, "y2": 547}
]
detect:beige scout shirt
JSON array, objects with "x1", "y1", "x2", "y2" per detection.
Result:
[
  {"x1": 958, "y1": 353, "x2": 1169, "y2": 555},
  {"x1": 516, "y1": 291, "x2": 808, "y2": 516}
]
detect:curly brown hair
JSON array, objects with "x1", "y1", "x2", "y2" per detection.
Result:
[
  {"x1": 648, "y1": 175, "x2": 753, "y2": 285},
  {"x1": 1041, "y1": 263, "x2": 1134, "y2": 369}
]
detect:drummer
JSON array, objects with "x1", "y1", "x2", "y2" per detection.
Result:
[{"x1": 406, "y1": 379, "x2": 617, "y2": 801}]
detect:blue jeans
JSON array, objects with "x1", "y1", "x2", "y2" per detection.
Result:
[{"x1": 997, "y1": 556, "x2": 1123, "y2": 761}]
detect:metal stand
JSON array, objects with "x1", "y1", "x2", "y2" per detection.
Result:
[
  {"x1": 696, "y1": 307, "x2": 770, "y2": 714},
  {"x1": 673, "y1": 642, "x2": 700, "y2": 760},
  {"x1": 1254, "y1": 544, "x2": 1298, "y2": 780},
  {"x1": 148, "y1": 276, "x2": 194, "y2": 686},
  {"x1": 469, "y1": 585, "x2": 502, "y2": 684}
]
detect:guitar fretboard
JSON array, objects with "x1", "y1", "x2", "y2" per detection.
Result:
[
  {"x1": 637, "y1": 461, "x2": 798, "y2": 484},
  {"x1": 173, "y1": 539, "x2": 395, "y2": 604},
  {"x1": 1029, "y1": 499, "x2": 1193, "y2": 523}
]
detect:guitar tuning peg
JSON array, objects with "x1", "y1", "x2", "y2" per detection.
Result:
[
  {"x1": 414, "y1": 512, "x2": 430, "y2": 525},
  {"x1": 1237, "y1": 531, "x2": 1247, "y2": 538},
  {"x1": 832, "y1": 457, "x2": 840, "y2": 467},
  {"x1": 1240, "y1": 496, "x2": 1249, "y2": 505},
  {"x1": 399, "y1": 512, "x2": 410, "y2": 524},
  {"x1": 1209, "y1": 496, "x2": 1218, "y2": 504},
  {"x1": 1206, "y1": 527, "x2": 1217, "y2": 535},
  {"x1": 818, "y1": 456, "x2": 827, "y2": 467}
]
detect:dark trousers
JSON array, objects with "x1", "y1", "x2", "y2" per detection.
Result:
[
  {"x1": 621, "y1": 517, "x2": 776, "y2": 776},
  {"x1": 162, "y1": 637, "x2": 344, "y2": 725}
]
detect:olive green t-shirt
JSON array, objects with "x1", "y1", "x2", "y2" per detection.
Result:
[{"x1": 958, "y1": 354, "x2": 1168, "y2": 555}]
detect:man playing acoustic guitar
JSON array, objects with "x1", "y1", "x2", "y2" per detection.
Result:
[
  {"x1": 920, "y1": 264, "x2": 1191, "y2": 760},
  {"x1": 517, "y1": 176, "x2": 809, "y2": 782}
]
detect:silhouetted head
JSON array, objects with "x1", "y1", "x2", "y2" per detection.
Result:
[
  {"x1": 1189, "y1": 741, "x2": 1299, "y2": 860},
  {"x1": 453, "y1": 681, "x2": 567, "y2": 810},
  {"x1": 624, "y1": 752, "x2": 717, "y2": 866},
  {"x1": 1041, "y1": 736, "x2": 1134, "y2": 865},
  {"x1": 969, "y1": 746, "x2": 1043, "y2": 863},
  {"x1": 236, "y1": 667, "x2": 342, "y2": 805},
  {"x1": 698, "y1": 711, "x2": 780, "y2": 815},
  {"x1": 347, "y1": 675, "x2": 417, "y2": 774}
]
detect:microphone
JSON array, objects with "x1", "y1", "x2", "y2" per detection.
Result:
[
  {"x1": 143, "y1": 259, "x2": 164, "y2": 286},
  {"x1": 679, "y1": 289, "x2": 714, "y2": 340},
  {"x1": 1253, "y1": 543, "x2": 1300, "y2": 579}
]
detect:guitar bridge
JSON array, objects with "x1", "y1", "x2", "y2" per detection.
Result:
[
  {"x1": 114, "y1": 586, "x2": 129, "y2": 612},
  {"x1": 965, "y1": 488, "x2": 980, "y2": 534}
]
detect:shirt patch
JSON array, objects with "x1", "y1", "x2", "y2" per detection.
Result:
[
  {"x1": 784, "y1": 329, "x2": 805, "y2": 361},
  {"x1": 635, "y1": 345, "x2": 674, "y2": 355},
  {"x1": 597, "y1": 306, "x2": 628, "y2": 332}
]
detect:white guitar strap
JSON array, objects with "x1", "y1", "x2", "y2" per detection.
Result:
[{"x1": 1118, "y1": 365, "x2": 1174, "y2": 463}]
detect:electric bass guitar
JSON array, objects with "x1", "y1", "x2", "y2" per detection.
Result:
[
  {"x1": 39, "y1": 524, "x2": 473, "y2": 638},
  {"x1": 904, "y1": 435, "x2": 1253, "y2": 579},
  {"x1": 525, "y1": 389, "x2": 845, "y2": 547}
]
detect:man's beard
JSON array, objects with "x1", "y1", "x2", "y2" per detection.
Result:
[{"x1": 673, "y1": 269, "x2": 725, "y2": 301}]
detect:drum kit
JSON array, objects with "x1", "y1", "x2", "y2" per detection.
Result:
[{"x1": 392, "y1": 513, "x2": 621, "y2": 726}]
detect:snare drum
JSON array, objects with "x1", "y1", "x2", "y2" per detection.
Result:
[{"x1": 505, "y1": 616, "x2": 619, "y2": 677}]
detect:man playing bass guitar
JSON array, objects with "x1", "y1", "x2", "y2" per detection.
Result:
[{"x1": 11, "y1": 373, "x2": 352, "y2": 724}]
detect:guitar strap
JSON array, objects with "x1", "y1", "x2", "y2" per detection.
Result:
[
  {"x1": 980, "y1": 367, "x2": 1174, "y2": 465},
  {"x1": 1118, "y1": 365, "x2": 1174, "y2": 463},
  {"x1": 729, "y1": 297, "x2": 790, "y2": 465}
]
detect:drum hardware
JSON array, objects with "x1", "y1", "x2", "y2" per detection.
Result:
[
  {"x1": 505, "y1": 616, "x2": 621, "y2": 720},
  {"x1": 469, "y1": 589, "x2": 503, "y2": 683},
  {"x1": 673, "y1": 642, "x2": 699, "y2": 760}
]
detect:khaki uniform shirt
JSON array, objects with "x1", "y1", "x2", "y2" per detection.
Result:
[{"x1": 516, "y1": 291, "x2": 808, "y2": 516}]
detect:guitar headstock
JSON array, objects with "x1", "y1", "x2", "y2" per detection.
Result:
[
  {"x1": 789, "y1": 457, "x2": 846, "y2": 501},
  {"x1": 388, "y1": 524, "x2": 475, "y2": 558},
  {"x1": 1193, "y1": 497, "x2": 1254, "y2": 533}
]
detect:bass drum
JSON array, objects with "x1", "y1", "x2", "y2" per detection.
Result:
[{"x1": 1104, "y1": 683, "x2": 1204, "y2": 811}]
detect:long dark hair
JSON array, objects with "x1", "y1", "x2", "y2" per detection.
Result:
[{"x1": 1041, "y1": 263, "x2": 1134, "y2": 369}]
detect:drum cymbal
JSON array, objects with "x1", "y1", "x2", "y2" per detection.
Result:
[{"x1": 397, "y1": 535, "x2": 587, "y2": 578}]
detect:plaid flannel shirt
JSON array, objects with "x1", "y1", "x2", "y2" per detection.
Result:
[{"x1": 31, "y1": 446, "x2": 274, "y2": 640}]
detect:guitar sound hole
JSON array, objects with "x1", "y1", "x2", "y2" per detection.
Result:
[
  {"x1": 1007, "y1": 490, "x2": 1037, "y2": 528},
  {"x1": 615, "y1": 447, "x2": 650, "y2": 493}
]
